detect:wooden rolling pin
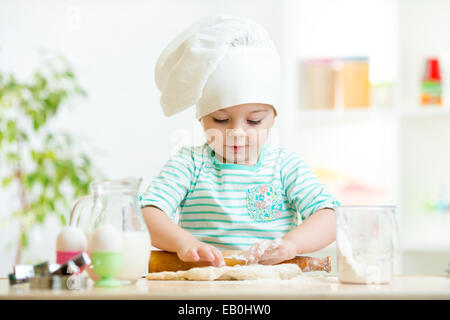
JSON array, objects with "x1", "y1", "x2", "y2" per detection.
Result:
[{"x1": 148, "y1": 250, "x2": 331, "y2": 273}]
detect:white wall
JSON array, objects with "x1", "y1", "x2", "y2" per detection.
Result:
[{"x1": 0, "y1": 0, "x2": 283, "y2": 276}]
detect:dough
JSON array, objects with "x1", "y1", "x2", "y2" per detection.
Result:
[{"x1": 146, "y1": 263, "x2": 302, "y2": 281}]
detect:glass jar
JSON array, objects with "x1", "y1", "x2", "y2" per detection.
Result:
[{"x1": 70, "y1": 177, "x2": 150, "y2": 284}]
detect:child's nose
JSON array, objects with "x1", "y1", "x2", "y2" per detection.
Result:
[{"x1": 226, "y1": 128, "x2": 246, "y2": 138}]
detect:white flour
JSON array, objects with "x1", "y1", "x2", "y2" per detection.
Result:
[
  {"x1": 225, "y1": 252, "x2": 249, "y2": 263},
  {"x1": 337, "y1": 232, "x2": 392, "y2": 284},
  {"x1": 247, "y1": 238, "x2": 283, "y2": 264}
]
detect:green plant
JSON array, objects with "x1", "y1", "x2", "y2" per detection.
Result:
[{"x1": 0, "y1": 56, "x2": 102, "y2": 264}]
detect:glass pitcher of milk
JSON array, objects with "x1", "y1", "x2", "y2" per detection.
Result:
[{"x1": 69, "y1": 177, "x2": 151, "y2": 284}]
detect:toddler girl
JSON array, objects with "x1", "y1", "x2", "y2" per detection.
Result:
[{"x1": 140, "y1": 15, "x2": 340, "y2": 267}]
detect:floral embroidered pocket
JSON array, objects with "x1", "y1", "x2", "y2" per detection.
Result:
[{"x1": 246, "y1": 183, "x2": 283, "y2": 222}]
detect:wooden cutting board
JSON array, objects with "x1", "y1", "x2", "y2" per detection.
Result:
[{"x1": 148, "y1": 250, "x2": 331, "y2": 273}]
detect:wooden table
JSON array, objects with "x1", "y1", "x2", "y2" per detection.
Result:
[{"x1": 1, "y1": 275, "x2": 449, "y2": 300}]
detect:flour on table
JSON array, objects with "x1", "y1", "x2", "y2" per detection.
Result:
[{"x1": 146, "y1": 263, "x2": 303, "y2": 281}]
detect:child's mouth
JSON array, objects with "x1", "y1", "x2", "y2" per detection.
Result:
[{"x1": 228, "y1": 145, "x2": 246, "y2": 152}]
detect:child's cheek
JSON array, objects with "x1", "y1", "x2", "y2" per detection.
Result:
[
  {"x1": 248, "y1": 128, "x2": 269, "y2": 149},
  {"x1": 204, "y1": 128, "x2": 224, "y2": 149}
]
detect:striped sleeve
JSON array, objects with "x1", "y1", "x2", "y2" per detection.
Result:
[
  {"x1": 139, "y1": 146, "x2": 196, "y2": 221},
  {"x1": 280, "y1": 151, "x2": 340, "y2": 221}
]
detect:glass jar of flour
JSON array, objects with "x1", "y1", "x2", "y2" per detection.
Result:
[{"x1": 336, "y1": 206, "x2": 398, "y2": 284}]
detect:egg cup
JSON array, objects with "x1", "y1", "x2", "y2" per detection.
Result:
[
  {"x1": 91, "y1": 251, "x2": 123, "y2": 287},
  {"x1": 57, "y1": 250, "x2": 83, "y2": 264}
]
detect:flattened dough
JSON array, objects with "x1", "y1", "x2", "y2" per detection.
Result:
[{"x1": 146, "y1": 263, "x2": 302, "y2": 281}]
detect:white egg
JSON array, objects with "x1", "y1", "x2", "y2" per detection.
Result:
[
  {"x1": 56, "y1": 226, "x2": 87, "y2": 251},
  {"x1": 89, "y1": 224, "x2": 123, "y2": 252}
]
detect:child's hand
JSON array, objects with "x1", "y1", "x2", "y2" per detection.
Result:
[
  {"x1": 177, "y1": 238, "x2": 225, "y2": 267},
  {"x1": 247, "y1": 238, "x2": 297, "y2": 265}
]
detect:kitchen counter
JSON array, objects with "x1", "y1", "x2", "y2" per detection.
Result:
[{"x1": 0, "y1": 275, "x2": 449, "y2": 300}]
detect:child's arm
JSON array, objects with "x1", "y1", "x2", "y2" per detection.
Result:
[
  {"x1": 248, "y1": 208, "x2": 336, "y2": 265},
  {"x1": 142, "y1": 205, "x2": 225, "y2": 267},
  {"x1": 284, "y1": 208, "x2": 336, "y2": 254}
]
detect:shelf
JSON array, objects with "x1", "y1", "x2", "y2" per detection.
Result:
[
  {"x1": 297, "y1": 108, "x2": 394, "y2": 123},
  {"x1": 297, "y1": 106, "x2": 450, "y2": 123},
  {"x1": 399, "y1": 106, "x2": 450, "y2": 119}
]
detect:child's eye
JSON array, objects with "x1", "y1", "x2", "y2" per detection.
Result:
[
  {"x1": 213, "y1": 118, "x2": 228, "y2": 123},
  {"x1": 247, "y1": 120, "x2": 262, "y2": 125}
]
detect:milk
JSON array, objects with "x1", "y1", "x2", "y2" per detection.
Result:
[{"x1": 116, "y1": 231, "x2": 151, "y2": 283}]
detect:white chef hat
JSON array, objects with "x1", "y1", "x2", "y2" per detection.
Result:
[{"x1": 155, "y1": 14, "x2": 281, "y2": 119}]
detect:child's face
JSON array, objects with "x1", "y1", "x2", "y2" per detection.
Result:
[{"x1": 200, "y1": 103, "x2": 276, "y2": 165}]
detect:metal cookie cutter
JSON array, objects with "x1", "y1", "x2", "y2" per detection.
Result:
[
  {"x1": 8, "y1": 265, "x2": 34, "y2": 285},
  {"x1": 30, "y1": 274, "x2": 89, "y2": 290},
  {"x1": 9, "y1": 252, "x2": 91, "y2": 290}
]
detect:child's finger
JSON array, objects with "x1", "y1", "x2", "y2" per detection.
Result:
[
  {"x1": 179, "y1": 248, "x2": 200, "y2": 262},
  {"x1": 258, "y1": 256, "x2": 284, "y2": 265},
  {"x1": 247, "y1": 241, "x2": 261, "y2": 263},
  {"x1": 247, "y1": 245, "x2": 259, "y2": 264},
  {"x1": 248, "y1": 240, "x2": 270, "y2": 264},
  {"x1": 258, "y1": 242, "x2": 296, "y2": 265},
  {"x1": 211, "y1": 248, "x2": 225, "y2": 267},
  {"x1": 197, "y1": 246, "x2": 215, "y2": 262},
  {"x1": 256, "y1": 248, "x2": 282, "y2": 265}
]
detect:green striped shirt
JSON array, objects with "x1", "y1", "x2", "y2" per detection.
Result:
[{"x1": 140, "y1": 142, "x2": 340, "y2": 250}]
